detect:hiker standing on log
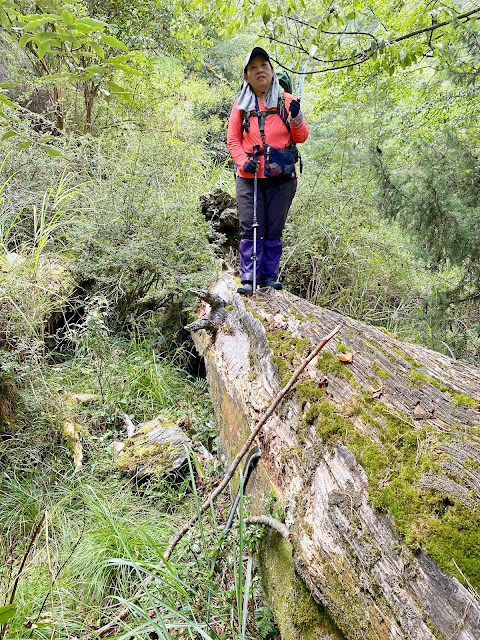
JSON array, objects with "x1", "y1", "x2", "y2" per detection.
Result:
[{"x1": 227, "y1": 47, "x2": 309, "y2": 296}]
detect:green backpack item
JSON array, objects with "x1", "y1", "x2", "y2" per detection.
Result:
[{"x1": 276, "y1": 68, "x2": 292, "y2": 94}]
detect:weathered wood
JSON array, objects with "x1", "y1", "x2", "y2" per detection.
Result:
[{"x1": 191, "y1": 273, "x2": 480, "y2": 640}]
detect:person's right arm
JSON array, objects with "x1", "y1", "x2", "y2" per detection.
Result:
[{"x1": 227, "y1": 99, "x2": 250, "y2": 170}]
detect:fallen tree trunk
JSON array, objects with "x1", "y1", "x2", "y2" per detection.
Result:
[{"x1": 190, "y1": 272, "x2": 480, "y2": 640}]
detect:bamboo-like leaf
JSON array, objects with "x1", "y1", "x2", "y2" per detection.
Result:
[
  {"x1": 241, "y1": 556, "x2": 253, "y2": 639},
  {"x1": 0, "y1": 94, "x2": 17, "y2": 108},
  {"x1": 1, "y1": 131, "x2": 16, "y2": 140}
]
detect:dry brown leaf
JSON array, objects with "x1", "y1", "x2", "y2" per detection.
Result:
[{"x1": 337, "y1": 352, "x2": 353, "y2": 363}]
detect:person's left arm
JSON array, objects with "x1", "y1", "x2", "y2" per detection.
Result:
[{"x1": 284, "y1": 93, "x2": 309, "y2": 143}]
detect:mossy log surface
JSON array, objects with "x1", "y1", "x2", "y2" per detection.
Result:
[{"x1": 191, "y1": 272, "x2": 480, "y2": 640}]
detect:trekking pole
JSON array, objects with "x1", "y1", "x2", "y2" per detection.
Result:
[
  {"x1": 298, "y1": 44, "x2": 318, "y2": 101},
  {"x1": 252, "y1": 144, "x2": 260, "y2": 300}
]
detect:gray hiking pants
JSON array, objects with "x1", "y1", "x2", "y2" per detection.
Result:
[{"x1": 236, "y1": 176, "x2": 297, "y2": 283}]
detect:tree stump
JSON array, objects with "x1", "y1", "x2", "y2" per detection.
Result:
[{"x1": 190, "y1": 272, "x2": 480, "y2": 640}]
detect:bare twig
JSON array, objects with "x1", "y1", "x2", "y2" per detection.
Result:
[
  {"x1": 164, "y1": 323, "x2": 341, "y2": 559},
  {"x1": 245, "y1": 515, "x2": 291, "y2": 539}
]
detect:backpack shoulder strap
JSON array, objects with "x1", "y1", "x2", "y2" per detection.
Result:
[{"x1": 240, "y1": 91, "x2": 291, "y2": 140}]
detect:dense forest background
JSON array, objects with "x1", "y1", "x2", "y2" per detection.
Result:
[{"x1": 0, "y1": 0, "x2": 479, "y2": 638}]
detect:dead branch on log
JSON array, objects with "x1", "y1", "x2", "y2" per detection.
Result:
[
  {"x1": 164, "y1": 324, "x2": 341, "y2": 559},
  {"x1": 245, "y1": 515, "x2": 291, "y2": 540},
  {"x1": 185, "y1": 288, "x2": 229, "y2": 332}
]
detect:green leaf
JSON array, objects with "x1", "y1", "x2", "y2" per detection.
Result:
[
  {"x1": 108, "y1": 62, "x2": 141, "y2": 75},
  {"x1": 105, "y1": 80, "x2": 133, "y2": 104},
  {"x1": 100, "y1": 35, "x2": 128, "y2": 51},
  {"x1": 0, "y1": 94, "x2": 17, "y2": 108},
  {"x1": 31, "y1": 32, "x2": 59, "y2": 43},
  {"x1": 0, "y1": 605, "x2": 16, "y2": 624},
  {"x1": 103, "y1": 55, "x2": 130, "y2": 63},
  {"x1": 1, "y1": 130, "x2": 17, "y2": 140},
  {"x1": 44, "y1": 147, "x2": 62, "y2": 157},
  {"x1": 37, "y1": 41, "x2": 49, "y2": 60},
  {"x1": 21, "y1": 16, "x2": 57, "y2": 30},
  {"x1": 75, "y1": 17, "x2": 105, "y2": 29},
  {"x1": 18, "y1": 141, "x2": 32, "y2": 149},
  {"x1": 90, "y1": 42, "x2": 105, "y2": 59},
  {"x1": 0, "y1": 82, "x2": 16, "y2": 88},
  {"x1": 19, "y1": 33, "x2": 33, "y2": 47},
  {"x1": 60, "y1": 9, "x2": 75, "y2": 26}
]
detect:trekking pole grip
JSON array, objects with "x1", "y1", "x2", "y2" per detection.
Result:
[{"x1": 253, "y1": 144, "x2": 260, "y2": 172}]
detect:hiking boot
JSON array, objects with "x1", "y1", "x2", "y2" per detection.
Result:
[
  {"x1": 237, "y1": 282, "x2": 253, "y2": 296},
  {"x1": 259, "y1": 280, "x2": 283, "y2": 290}
]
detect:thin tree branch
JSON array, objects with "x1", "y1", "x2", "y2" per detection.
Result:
[
  {"x1": 164, "y1": 323, "x2": 341, "y2": 559},
  {"x1": 245, "y1": 515, "x2": 291, "y2": 539},
  {"x1": 266, "y1": 6, "x2": 480, "y2": 74}
]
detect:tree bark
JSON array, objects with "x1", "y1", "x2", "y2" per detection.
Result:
[{"x1": 190, "y1": 272, "x2": 480, "y2": 640}]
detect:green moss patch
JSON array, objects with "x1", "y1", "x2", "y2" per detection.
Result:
[
  {"x1": 407, "y1": 370, "x2": 478, "y2": 409},
  {"x1": 407, "y1": 369, "x2": 450, "y2": 393},
  {"x1": 391, "y1": 347, "x2": 422, "y2": 368},
  {"x1": 315, "y1": 401, "x2": 350, "y2": 442},
  {"x1": 116, "y1": 441, "x2": 176, "y2": 476},
  {"x1": 297, "y1": 386, "x2": 480, "y2": 591},
  {"x1": 344, "y1": 399, "x2": 480, "y2": 591},
  {"x1": 294, "y1": 381, "x2": 327, "y2": 403},
  {"x1": 266, "y1": 329, "x2": 311, "y2": 386},
  {"x1": 451, "y1": 393, "x2": 479, "y2": 409},
  {"x1": 316, "y1": 351, "x2": 355, "y2": 383},
  {"x1": 371, "y1": 360, "x2": 390, "y2": 379},
  {"x1": 258, "y1": 534, "x2": 345, "y2": 640}
]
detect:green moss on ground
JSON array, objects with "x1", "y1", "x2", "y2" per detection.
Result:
[
  {"x1": 336, "y1": 343, "x2": 349, "y2": 353},
  {"x1": 116, "y1": 441, "x2": 176, "y2": 476}
]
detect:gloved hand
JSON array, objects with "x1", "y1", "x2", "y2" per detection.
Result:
[
  {"x1": 289, "y1": 99, "x2": 300, "y2": 118},
  {"x1": 243, "y1": 158, "x2": 258, "y2": 174}
]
